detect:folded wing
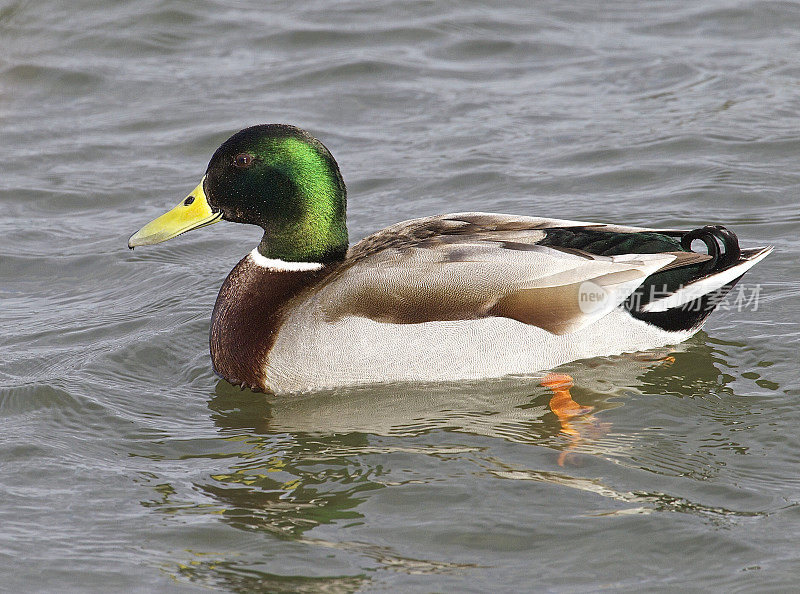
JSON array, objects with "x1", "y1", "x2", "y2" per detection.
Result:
[{"x1": 318, "y1": 214, "x2": 681, "y2": 335}]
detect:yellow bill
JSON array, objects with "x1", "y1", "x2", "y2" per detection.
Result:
[{"x1": 128, "y1": 177, "x2": 222, "y2": 248}]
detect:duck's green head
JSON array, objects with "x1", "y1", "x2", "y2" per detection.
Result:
[{"x1": 128, "y1": 124, "x2": 348, "y2": 263}]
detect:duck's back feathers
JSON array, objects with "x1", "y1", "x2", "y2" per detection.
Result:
[{"x1": 345, "y1": 211, "x2": 674, "y2": 262}]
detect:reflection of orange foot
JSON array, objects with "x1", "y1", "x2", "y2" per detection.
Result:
[
  {"x1": 541, "y1": 373, "x2": 593, "y2": 418},
  {"x1": 541, "y1": 373, "x2": 596, "y2": 467}
]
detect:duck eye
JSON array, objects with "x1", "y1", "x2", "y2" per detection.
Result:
[{"x1": 233, "y1": 153, "x2": 254, "y2": 168}]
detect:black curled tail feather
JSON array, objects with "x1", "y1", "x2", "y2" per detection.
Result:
[{"x1": 680, "y1": 225, "x2": 741, "y2": 274}]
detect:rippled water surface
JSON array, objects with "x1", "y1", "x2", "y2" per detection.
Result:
[{"x1": 2, "y1": 1, "x2": 800, "y2": 591}]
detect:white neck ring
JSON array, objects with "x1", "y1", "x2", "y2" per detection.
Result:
[{"x1": 248, "y1": 248, "x2": 325, "y2": 272}]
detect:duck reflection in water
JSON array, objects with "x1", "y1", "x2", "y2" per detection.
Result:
[{"x1": 158, "y1": 337, "x2": 764, "y2": 586}]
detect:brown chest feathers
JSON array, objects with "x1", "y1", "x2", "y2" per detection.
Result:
[{"x1": 209, "y1": 256, "x2": 327, "y2": 391}]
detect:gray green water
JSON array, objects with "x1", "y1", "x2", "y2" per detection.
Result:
[{"x1": 2, "y1": 1, "x2": 800, "y2": 591}]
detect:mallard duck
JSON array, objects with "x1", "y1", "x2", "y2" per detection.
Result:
[{"x1": 129, "y1": 124, "x2": 772, "y2": 393}]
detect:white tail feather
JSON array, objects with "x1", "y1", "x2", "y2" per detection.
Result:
[{"x1": 642, "y1": 247, "x2": 772, "y2": 313}]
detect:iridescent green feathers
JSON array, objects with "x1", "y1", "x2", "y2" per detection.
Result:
[{"x1": 205, "y1": 124, "x2": 348, "y2": 263}]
